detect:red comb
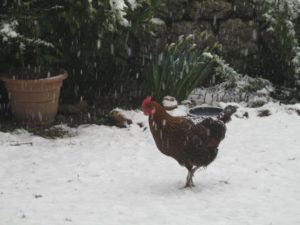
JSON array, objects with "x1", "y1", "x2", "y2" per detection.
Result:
[{"x1": 141, "y1": 96, "x2": 152, "y2": 108}]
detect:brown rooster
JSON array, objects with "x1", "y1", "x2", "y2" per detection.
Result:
[{"x1": 141, "y1": 96, "x2": 236, "y2": 188}]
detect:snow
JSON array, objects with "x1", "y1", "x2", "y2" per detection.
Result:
[
  {"x1": 109, "y1": 0, "x2": 129, "y2": 27},
  {"x1": 168, "y1": 105, "x2": 188, "y2": 117},
  {"x1": 162, "y1": 98, "x2": 178, "y2": 109},
  {"x1": 1, "y1": 103, "x2": 300, "y2": 225},
  {"x1": 189, "y1": 60, "x2": 274, "y2": 105},
  {"x1": 0, "y1": 21, "x2": 18, "y2": 41},
  {"x1": 202, "y1": 52, "x2": 214, "y2": 59},
  {"x1": 264, "y1": 0, "x2": 300, "y2": 20},
  {"x1": 0, "y1": 20, "x2": 54, "y2": 48},
  {"x1": 109, "y1": 0, "x2": 141, "y2": 27},
  {"x1": 150, "y1": 18, "x2": 165, "y2": 25},
  {"x1": 126, "y1": 0, "x2": 139, "y2": 10}
]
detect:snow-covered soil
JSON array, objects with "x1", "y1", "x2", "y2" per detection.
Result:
[{"x1": 0, "y1": 103, "x2": 300, "y2": 225}]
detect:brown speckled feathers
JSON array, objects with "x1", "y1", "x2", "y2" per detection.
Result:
[{"x1": 149, "y1": 102, "x2": 228, "y2": 169}]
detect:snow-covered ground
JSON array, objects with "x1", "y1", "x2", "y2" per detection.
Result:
[{"x1": 0, "y1": 103, "x2": 300, "y2": 225}]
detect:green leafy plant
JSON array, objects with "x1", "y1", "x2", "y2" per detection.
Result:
[
  {"x1": 0, "y1": 0, "x2": 161, "y2": 104},
  {"x1": 145, "y1": 32, "x2": 219, "y2": 102},
  {"x1": 258, "y1": 0, "x2": 300, "y2": 88},
  {"x1": 0, "y1": 2, "x2": 63, "y2": 76}
]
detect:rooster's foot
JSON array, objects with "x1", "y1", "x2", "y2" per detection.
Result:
[
  {"x1": 184, "y1": 182, "x2": 195, "y2": 188},
  {"x1": 185, "y1": 172, "x2": 195, "y2": 188},
  {"x1": 184, "y1": 166, "x2": 200, "y2": 188}
]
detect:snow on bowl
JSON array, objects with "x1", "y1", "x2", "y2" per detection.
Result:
[{"x1": 188, "y1": 106, "x2": 223, "y2": 117}]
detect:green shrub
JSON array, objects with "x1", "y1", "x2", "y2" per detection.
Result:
[
  {"x1": 258, "y1": 0, "x2": 300, "y2": 88},
  {"x1": 145, "y1": 32, "x2": 219, "y2": 102},
  {"x1": 0, "y1": 0, "x2": 160, "y2": 105},
  {"x1": 0, "y1": 4, "x2": 61, "y2": 72}
]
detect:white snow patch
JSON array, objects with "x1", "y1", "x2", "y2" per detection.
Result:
[
  {"x1": 202, "y1": 52, "x2": 214, "y2": 59},
  {"x1": 126, "y1": 0, "x2": 139, "y2": 10},
  {"x1": 109, "y1": 0, "x2": 130, "y2": 27},
  {"x1": 111, "y1": 107, "x2": 147, "y2": 125},
  {"x1": 150, "y1": 18, "x2": 166, "y2": 25},
  {"x1": 0, "y1": 103, "x2": 300, "y2": 225},
  {"x1": 168, "y1": 105, "x2": 188, "y2": 117},
  {"x1": 162, "y1": 99, "x2": 178, "y2": 108},
  {"x1": 0, "y1": 21, "x2": 18, "y2": 41}
]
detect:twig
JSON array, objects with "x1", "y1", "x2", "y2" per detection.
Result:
[
  {"x1": 37, "y1": 5, "x2": 64, "y2": 12},
  {"x1": 10, "y1": 142, "x2": 33, "y2": 146}
]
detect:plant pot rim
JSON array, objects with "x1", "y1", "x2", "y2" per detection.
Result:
[{"x1": 0, "y1": 70, "x2": 68, "y2": 84}]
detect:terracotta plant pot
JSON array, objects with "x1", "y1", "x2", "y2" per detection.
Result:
[{"x1": 1, "y1": 71, "x2": 68, "y2": 125}]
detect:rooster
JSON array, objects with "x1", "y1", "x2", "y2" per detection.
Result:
[{"x1": 141, "y1": 96, "x2": 236, "y2": 188}]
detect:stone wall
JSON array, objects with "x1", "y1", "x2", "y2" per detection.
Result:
[{"x1": 150, "y1": 0, "x2": 268, "y2": 76}]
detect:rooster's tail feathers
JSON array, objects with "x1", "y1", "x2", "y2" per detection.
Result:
[{"x1": 218, "y1": 105, "x2": 237, "y2": 123}]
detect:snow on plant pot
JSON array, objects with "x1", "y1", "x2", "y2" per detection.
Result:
[{"x1": 1, "y1": 70, "x2": 68, "y2": 125}]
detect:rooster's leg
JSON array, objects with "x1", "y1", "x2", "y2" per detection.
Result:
[
  {"x1": 185, "y1": 166, "x2": 200, "y2": 188},
  {"x1": 185, "y1": 167, "x2": 195, "y2": 188},
  {"x1": 185, "y1": 170, "x2": 193, "y2": 188}
]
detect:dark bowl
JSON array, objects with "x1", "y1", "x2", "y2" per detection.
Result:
[{"x1": 188, "y1": 106, "x2": 223, "y2": 117}]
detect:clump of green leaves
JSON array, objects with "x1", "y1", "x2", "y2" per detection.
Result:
[
  {"x1": 0, "y1": 0, "x2": 161, "y2": 104},
  {"x1": 258, "y1": 0, "x2": 300, "y2": 88},
  {"x1": 0, "y1": 2, "x2": 64, "y2": 73},
  {"x1": 145, "y1": 32, "x2": 219, "y2": 102}
]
